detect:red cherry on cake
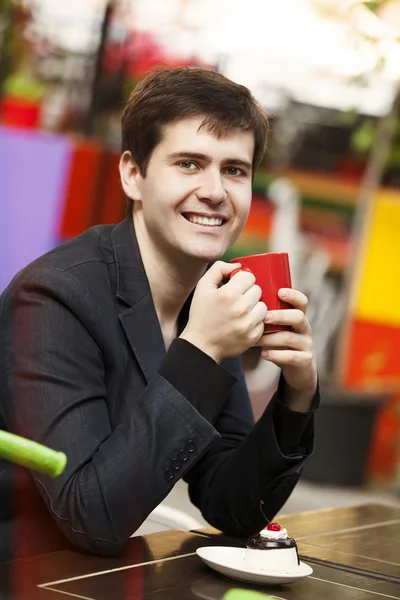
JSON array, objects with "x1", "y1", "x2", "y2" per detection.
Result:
[{"x1": 267, "y1": 522, "x2": 282, "y2": 531}]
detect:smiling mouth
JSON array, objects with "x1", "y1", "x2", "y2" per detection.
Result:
[{"x1": 182, "y1": 213, "x2": 225, "y2": 227}]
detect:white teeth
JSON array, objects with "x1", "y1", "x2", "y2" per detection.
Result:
[{"x1": 187, "y1": 215, "x2": 223, "y2": 226}]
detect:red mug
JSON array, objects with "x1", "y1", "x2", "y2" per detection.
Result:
[{"x1": 230, "y1": 252, "x2": 292, "y2": 334}]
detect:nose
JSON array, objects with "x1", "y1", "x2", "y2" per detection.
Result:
[{"x1": 197, "y1": 170, "x2": 227, "y2": 204}]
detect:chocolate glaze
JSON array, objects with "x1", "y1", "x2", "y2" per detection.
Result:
[{"x1": 246, "y1": 534, "x2": 300, "y2": 565}]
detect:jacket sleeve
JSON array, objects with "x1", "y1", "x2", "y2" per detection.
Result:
[
  {"x1": 184, "y1": 361, "x2": 318, "y2": 537},
  {"x1": 1, "y1": 267, "x2": 236, "y2": 556}
]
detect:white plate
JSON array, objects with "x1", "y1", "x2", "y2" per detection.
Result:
[{"x1": 196, "y1": 546, "x2": 313, "y2": 585}]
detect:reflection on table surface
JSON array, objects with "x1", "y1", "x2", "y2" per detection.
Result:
[{"x1": 0, "y1": 503, "x2": 399, "y2": 600}]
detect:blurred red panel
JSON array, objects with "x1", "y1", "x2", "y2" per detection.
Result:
[
  {"x1": 59, "y1": 140, "x2": 103, "y2": 239},
  {"x1": 366, "y1": 394, "x2": 400, "y2": 483},
  {"x1": 243, "y1": 194, "x2": 274, "y2": 237},
  {"x1": 343, "y1": 318, "x2": 400, "y2": 391},
  {"x1": 97, "y1": 151, "x2": 125, "y2": 225}
]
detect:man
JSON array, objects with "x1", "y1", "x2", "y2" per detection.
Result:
[{"x1": 0, "y1": 67, "x2": 318, "y2": 561}]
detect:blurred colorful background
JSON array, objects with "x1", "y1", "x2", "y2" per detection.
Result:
[{"x1": 1, "y1": 0, "x2": 400, "y2": 513}]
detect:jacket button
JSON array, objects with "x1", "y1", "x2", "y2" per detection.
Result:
[
  {"x1": 186, "y1": 440, "x2": 196, "y2": 453},
  {"x1": 178, "y1": 450, "x2": 188, "y2": 462},
  {"x1": 171, "y1": 459, "x2": 180, "y2": 471},
  {"x1": 164, "y1": 469, "x2": 174, "y2": 481}
]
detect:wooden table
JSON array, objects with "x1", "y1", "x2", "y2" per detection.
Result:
[{"x1": 1, "y1": 503, "x2": 399, "y2": 599}]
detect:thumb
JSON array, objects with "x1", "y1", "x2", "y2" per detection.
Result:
[{"x1": 201, "y1": 261, "x2": 242, "y2": 288}]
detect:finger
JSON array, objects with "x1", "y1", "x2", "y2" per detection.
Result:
[
  {"x1": 265, "y1": 309, "x2": 310, "y2": 334},
  {"x1": 278, "y1": 288, "x2": 308, "y2": 313},
  {"x1": 259, "y1": 330, "x2": 312, "y2": 352},
  {"x1": 249, "y1": 301, "x2": 268, "y2": 327},
  {"x1": 261, "y1": 349, "x2": 314, "y2": 367},
  {"x1": 242, "y1": 284, "x2": 263, "y2": 310},
  {"x1": 248, "y1": 303, "x2": 267, "y2": 345},
  {"x1": 224, "y1": 270, "x2": 256, "y2": 295},
  {"x1": 202, "y1": 261, "x2": 242, "y2": 288}
]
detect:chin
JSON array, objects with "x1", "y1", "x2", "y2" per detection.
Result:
[{"x1": 184, "y1": 246, "x2": 226, "y2": 264}]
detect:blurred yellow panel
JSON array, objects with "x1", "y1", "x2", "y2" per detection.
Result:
[{"x1": 356, "y1": 193, "x2": 400, "y2": 326}]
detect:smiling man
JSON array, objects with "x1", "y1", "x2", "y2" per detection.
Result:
[{"x1": 0, "y1": 67, "x2": 318, "y2": 561}]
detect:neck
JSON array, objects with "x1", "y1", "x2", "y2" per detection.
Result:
[{"x1": 132, "y1": 214, "x2": 207, "y2": 326}]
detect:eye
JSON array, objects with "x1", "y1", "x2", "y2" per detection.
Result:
[
  {"x1": 178, "y1": 161, "x2": 197, "y2": 171},
  {"x1": 224, "y1": 167, "x2": 245, "y2": 177}
]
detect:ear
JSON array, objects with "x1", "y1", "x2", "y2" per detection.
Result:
[{"x1": 119, "y1": 151, "x2": 143, "y2": 201}]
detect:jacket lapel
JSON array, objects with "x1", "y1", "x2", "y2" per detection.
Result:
[
  {"x1": 119, "y1": 297, "x2": 166, "y2": 383},
  {"x1": 111, "y1": 219, "x2": 166, "y2": 383}
]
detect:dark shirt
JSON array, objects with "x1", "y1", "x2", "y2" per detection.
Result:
[{"x1": 0, "y1": 218, "x2": 319, "y2": 561}]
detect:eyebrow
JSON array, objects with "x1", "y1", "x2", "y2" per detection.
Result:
[{"x1": 166, "y1": 152, "x2": 252, "y2": 171}]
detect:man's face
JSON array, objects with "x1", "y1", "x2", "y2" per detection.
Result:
[{"x1": 121, "y1": 116, "x2": 254, "y2": 265}]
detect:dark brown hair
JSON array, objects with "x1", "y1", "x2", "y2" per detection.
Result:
[{"x1": 121, "y1": 67, "x2": 269, "y2": 215}]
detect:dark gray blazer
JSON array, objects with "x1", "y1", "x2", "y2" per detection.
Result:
[{"x1": 0, "y1": 218, "x2": 317, "y2": 561}]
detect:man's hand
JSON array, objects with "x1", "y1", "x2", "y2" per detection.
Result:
[
  {"x1": 259, "y1": 288, "x2": 317, "y2": 410},
  {"x1": 180, "y1": 261, "x2": 267, "y2": 363}
]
